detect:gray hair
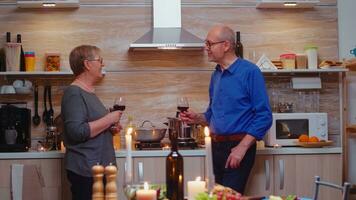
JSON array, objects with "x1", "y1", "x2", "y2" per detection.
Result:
[
  {"x1": 216, "y1": 26, "x2": 236, "y2": 51},
  {"x1": 69, "y1": 45, "x2": 101, "y2": 76}
]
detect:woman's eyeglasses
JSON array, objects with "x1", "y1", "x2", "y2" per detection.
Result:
[{"x1": 86, "y1": 57, "x2": 103, "y2": 64}]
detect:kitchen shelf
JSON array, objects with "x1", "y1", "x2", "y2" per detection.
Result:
[
  {"x1": 0, "y1": 71, "x2": 73, "y2": 76},
  {"x1": 347, "y1": 124, "x2": 356, "y2": 132},
  {"x1": 261, "y1": 68, "x2": 348, "y2": 73}
]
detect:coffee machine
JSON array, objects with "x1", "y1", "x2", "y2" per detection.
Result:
[
  {"x1": 167, "y1": 117, "x2": 198, "y2": 149},
  {"x1": 0, "y1": 103, "x2": 31, "y2": 152}
]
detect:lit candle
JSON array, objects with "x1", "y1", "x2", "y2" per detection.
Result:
[
  {"x1": 125, "y1": 127, "x2": 133, "y2": 184},
  {"x1": 136, "y1": 182, "x2": 157, "y2": 200},
  {"x1": 60, "y1": 141, "x2": 65, "y2": 152},
  {"x1": 204, "y1": 126, "x2": 215, "y2": 191},
  {"x1": 187, "y1": 176, "x2": 206, "y2": 200}
]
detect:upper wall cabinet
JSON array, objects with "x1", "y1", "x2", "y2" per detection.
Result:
[
  {"x1": 256, "y1": 0, "x2": 320, "y2": 8},
  {"x1": 16, "y1": 0, "x2": 79, "y2": 8}
]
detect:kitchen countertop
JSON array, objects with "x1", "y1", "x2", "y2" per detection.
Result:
[{"x1": 0, "y1": 147, "x2": 342, "y2": 159}]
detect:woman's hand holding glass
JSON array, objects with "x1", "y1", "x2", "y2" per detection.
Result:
[{"x1": 109, "y1": 109, "x2": 123, "y2": 135}]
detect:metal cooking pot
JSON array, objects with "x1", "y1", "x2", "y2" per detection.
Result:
[{"x1": 132, "y1": 120, "x2": 167, "y2": 142}]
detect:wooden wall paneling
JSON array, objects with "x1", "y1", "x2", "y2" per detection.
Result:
[
  {"x1": 95, "y1": 71, "x2": 211, "y2": 126},
  {"x1": 0, "y1": 5, "x2": 338, "y2": 71},
  {"x1": 265, "y1": 73, "x2": 341, "y2": 146},
  {"x1": 0, "y1": 0, "x2": 340, "y2": 139}
]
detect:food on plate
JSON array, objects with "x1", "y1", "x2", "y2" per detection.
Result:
[
  {"x1": 212, "y1": 184, "x2": 242, "y2": 200},
  {"x1": 298, "y1": 134, "x2": 309, "y2": 142},
  {"x1": 269, "y1": 195, "x2": 283, "y2": 200},
  {"x1": 285, "y1": 195, "x2": 297, "y2": 200},
  {"x1": 269, "y1": 195, "x2": 297, "y2": 200},
  {"x1": 195, "y1": 184, "x2": 242, "y2": 200},
  {"x1": 308, "y1": 136, "x2": 320, "y2": 142},
  {"x1": 319, "y1": 60, "x2": 343, "y2": 68}
]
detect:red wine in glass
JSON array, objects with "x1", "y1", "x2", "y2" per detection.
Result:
[
  {"x1": 177, "y1": 106, "x2": 189, "y2": 112},
  {"x1": 113, "y1": 104, "x2": 126, "y2": 111}
]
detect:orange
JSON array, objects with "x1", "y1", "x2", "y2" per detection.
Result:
[
  {"x1": 309, "y1": 136, "x2": 320, "y2": 142},
  {"x1": 299, "y1": 134, "x2": 309, "y2": 142}
]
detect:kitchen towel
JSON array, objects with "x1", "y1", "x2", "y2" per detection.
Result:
[
  {"x1": 11, "y1": 164, "x2": 23, "y2": 200},
  {"x1": 11, "y1": 164, "x2": 44, "y2": 200}
]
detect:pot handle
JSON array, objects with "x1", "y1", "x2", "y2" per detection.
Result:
[{"x1": 140, "y1": 120, "x2": 155, "y2": 128}]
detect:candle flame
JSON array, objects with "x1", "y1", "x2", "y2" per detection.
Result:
[
  {"x1": 127, "y1": 127, "x2": 133, "y2": 135},
  {"x1": 143, "y1": 182, "x2": 149, "y2": 190},
  {"x1": 195, "y1": 176, "x2": 201, "y2": 181},
  {"x1": 204, "y1": 126, "x2": 210, "y2": 137}
]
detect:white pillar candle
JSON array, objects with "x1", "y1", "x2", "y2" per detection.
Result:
[
  {"x1": 187, "y1": 176, "x2": 206, "y2": 200},
  {"x1": 136, "y1": 182, "x2": 157, "y2": 200},
  {"x1": 204, "y1": 127, "x2": 215, "y2": 191},
  {"x1": 125, "y1": 127, "x2": 133, "y2": 184}
]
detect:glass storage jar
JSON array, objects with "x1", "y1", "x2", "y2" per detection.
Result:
[{"x1": 280, "y1": 53, "x2": 296, "y2": 69}]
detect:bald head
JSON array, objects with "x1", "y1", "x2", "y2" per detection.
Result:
[{"x1": 208, "y1": 25, "x2": 236, "y2": 51}]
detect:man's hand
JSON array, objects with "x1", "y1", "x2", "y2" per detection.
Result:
[
  {"x1": 225, "y1": 145, "x2": 248, "y2": 168},
  {"x1": 179, "y1": 110, "x2": 199, "y2": 124},
  {"x1": 225, "y1": 134, "x2": 256, "y2": 168}
]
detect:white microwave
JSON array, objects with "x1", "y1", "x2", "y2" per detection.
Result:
[{"x1": 264, "y1": 113, "x2": 328, "y2": 147}]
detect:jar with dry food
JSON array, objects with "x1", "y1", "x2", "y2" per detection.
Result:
[
  {"x1": 45, "y1": 53, "x2": 60, "y2": 71},
  {"x1": 280, "y1": 53, "x2": 296, "y2": 69}
]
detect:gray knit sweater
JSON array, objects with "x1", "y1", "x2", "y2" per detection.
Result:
[{"x1": 61, "y1": 85, "x2": 115, "y2": 177}]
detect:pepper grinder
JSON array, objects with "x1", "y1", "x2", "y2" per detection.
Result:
[
  {"x1": 105, "y1": 163, "x2": 118, "y2": 200},
  {"x1": 92, "y1": 164, "x2": 105, "y2": 200}
]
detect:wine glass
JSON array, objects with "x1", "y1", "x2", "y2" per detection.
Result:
[
  {"x1": 177, "y1": 97, "x2": 189, "y2": 113},
  {"x1": 113, "y1": 96, "x2": 126, "y2": 111},
  {"x1": 110, "y1": 96, "x2": 125, "y2": 135}
]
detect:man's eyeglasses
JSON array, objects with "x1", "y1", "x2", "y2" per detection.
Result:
[
  {"x1": 205, "y1": 40, "x2": 225, "y2": 49},
  {"x1": 87, "y1": 57, "x2": 103, "y2": 64}
]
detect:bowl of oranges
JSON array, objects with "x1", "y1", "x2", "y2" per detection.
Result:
[{"x1": 295, "y1": 134, "x2": 333, "y2": 148}]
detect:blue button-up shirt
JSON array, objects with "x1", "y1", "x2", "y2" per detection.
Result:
[{"x1": 204, "y1": 58, "x2": 272, "y2": 140}]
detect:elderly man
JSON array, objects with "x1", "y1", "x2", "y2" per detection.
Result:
[{"x1": 180, "y1": 25, "x2": 272, "y2": 194}]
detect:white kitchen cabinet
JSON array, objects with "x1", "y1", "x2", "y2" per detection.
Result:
[
  {"x1": 274, "y1": 154, "x2": 342, "y2": 200},
  {"x1": 116, "y1": 157, "x2": 127, "y2": 200},
  {"x1": 0, "y1": 158, "x2": 62, "y2": 200},
  {"x1": 245, "y1": 154, "x2": 342, "y2": 200},
  {"x1": 245, "y1": 155, "x2": 274, "y2": 196}
]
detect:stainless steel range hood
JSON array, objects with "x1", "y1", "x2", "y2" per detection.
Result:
[{"x1": 129, "y1": 0, "x2": 204, "y2": 50}]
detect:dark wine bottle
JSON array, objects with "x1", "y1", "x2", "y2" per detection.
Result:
[
  {"x1": 166, "y1": 135, "x2": 184, "y2": 200},
  {"x1": 17, "y1": 34, "x2": 26, "y2": 71},
  {"x1": 6, "y1": 32, "x2": 11, "y2": 42},
  {"x1": 235, "y1": 31, "x2": 243, "y2": 59},
  {"x1": 1, "y1": 32, "x2": 12, "y2": 71}
]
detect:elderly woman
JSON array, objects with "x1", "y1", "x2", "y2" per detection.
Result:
[{"x1": 61, "y1": 45, "x2": 122, "y2": 200}]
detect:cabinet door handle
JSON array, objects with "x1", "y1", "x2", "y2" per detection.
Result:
[
  {"x1": 279, "y1": 159, "x2": 285, "y2": 190},
  {"x1": 138, "y1": 162, "x2": 144, "y2": 183},
  {"x1": 264, "y1": 160, "x2": 270, "y2": 190}
]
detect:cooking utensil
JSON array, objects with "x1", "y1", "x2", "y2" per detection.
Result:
[
  {"x1": 133, "y1": 120, "x2": 166, "y2": 142},
  {"x1": 48, "y1": 85, "x2": 54, "y2": 119},
  {"x1": 42, "y1": 86, "x2": 50, "y2": 125},
  {"x1": 32, "y1": 85, "x2": 40, "y2": 126}
]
